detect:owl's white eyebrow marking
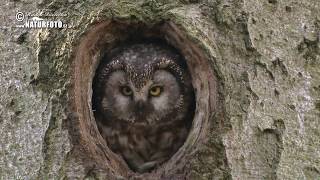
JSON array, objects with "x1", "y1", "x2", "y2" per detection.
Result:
[{"x1": 118, "y1": 77, "x2": 128, "y2": 85}]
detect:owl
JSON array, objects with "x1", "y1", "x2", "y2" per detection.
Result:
[{"x1": 93, "y1": 42, "x2": 195, "y2": 173}]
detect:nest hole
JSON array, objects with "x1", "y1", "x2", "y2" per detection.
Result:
[{"x1": 69, "y1": 20, "x2": 219, "y2": 179}]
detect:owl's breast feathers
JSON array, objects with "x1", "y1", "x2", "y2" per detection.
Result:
[{"x1": 97, "y1": 115, "x2": 189, "y2": 172}]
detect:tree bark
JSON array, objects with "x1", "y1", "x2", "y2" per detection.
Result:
[{"x1": 0, "y1": 0, "x2": 319, "y2": 179}]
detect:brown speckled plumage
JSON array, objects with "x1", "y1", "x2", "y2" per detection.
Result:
[{"x1": 93, "y1": 43, "x2": 195, "y2": 173}]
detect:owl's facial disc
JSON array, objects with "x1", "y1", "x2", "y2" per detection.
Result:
[{"x1": 102, "y1": 69, "x2": 181, "y2": 125}]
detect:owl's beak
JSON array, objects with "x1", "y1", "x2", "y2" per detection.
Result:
[
  {"x1": 133, "y1": 100, "x2": 150, "y2": 123},
  {"x1": 135, "y1": 100, "x2": 147, "y2": 112}
]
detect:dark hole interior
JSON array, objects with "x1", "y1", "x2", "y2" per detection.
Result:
[{"x1": 92, "y1": 38, "x2": 195, "y2": 173}]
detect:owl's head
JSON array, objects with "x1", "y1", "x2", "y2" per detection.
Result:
[{"x1": 94, "y1": 43, "x2": 194, "y2": 125}]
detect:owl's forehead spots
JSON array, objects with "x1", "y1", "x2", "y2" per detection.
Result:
[
  {"x1": 105, "y1": 43, "x2": 184, "y2": 89},
  {"x1": 124, "y1": 63, "x2": 153, "y2": 89},
  {"x1": 120, "y1": 44, "x2": 170, "y2": 60},
  {"x1": 113, "y1": 44, "x2": 163, "y2": 87}
]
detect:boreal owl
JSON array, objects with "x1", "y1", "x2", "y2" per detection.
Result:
[{"x1": 93, "y1": 42, "x2": 195, "y2": 173}]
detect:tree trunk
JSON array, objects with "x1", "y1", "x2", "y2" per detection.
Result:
[{"x1": 0, "y1": 0, "x2": 319, "y2": 179}]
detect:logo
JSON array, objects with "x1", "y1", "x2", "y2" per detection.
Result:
[
  {"x1": 15, "y1": 11, "x2": 71, "y2": 29},
  {"x1": 16, "y1": 11, "x2": 25, "y2": 22}
]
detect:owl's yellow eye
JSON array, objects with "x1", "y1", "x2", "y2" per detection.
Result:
[
  {"x1": 149, "y1": 86, "x2": 162, "y2": 97},
  {"x1": 121, "y1": 86, "x2": 133, "y2": 96}
]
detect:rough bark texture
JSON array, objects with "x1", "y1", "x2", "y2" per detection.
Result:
[{"x1": 0, "y1": 0, "x2": 319, "y2": 179}]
